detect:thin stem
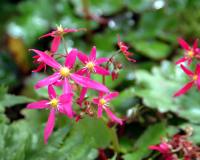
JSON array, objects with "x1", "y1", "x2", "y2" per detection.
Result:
[
  {"x1": 110, "y1": 126, "x2": 120, "y2": 152},
  {"x1": 62, "y1": 36, "x2": 68, "y2": 54}
]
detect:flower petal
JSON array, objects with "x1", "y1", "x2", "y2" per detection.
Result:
[
  {"x1": 173, "y1": 81, "x2": 194, "y2": 97},
  {"x1": 35, "y1": 73, "x2": 60, "y2": 89},
  {"x1": 193, "y1": 39, "x2": 198, "y2": 50},
  {"x1": 97, "y1": 105, "x2": 103, "y2": 118},
  {"x1": 96, "y1": 58, "x2": 109, "y2": 65},
  {"x1": 71, "y1": 73, "x2": 109, "y2": 93},
  {"x1": 27, "y1": 100, "x2": 49, "y2": 109},
  {"x1": 77, "y1": 87, "x2": 88, "y2": 106},
  {"x1": 59, "y1": 93, "x2": 74, "y2": 118},
  {"x1": 178, "y1": 38, "x2": 190, "y2": 51},
  {"x1": 51, "y1": 36, "x2": 61, "y2": 53},
  {"x1": 77, "y1": 51, "x2": 88, "y2": 64},
  {"x1": 104, "y1": 92, "x2": 119, "y2": 101},
  {"x1": 39, "y1": 32, "x2": 53, "y2": 39},
  {"x1": 48, "y1": 85, "x2": 56, "y2": 99},
  {"x1": 93, "y1": 98, "x2": 100, "y2": 104},
  {"x1": 94, "y1": 66, "x2": 110, "y2": 75},
  {"x1": 180, "y1": 64, "x2": 194, "y2": 77},
  {"x1": 75, "y1": 68, "x2": 87, "y2": 75},
  {"x1": 195, "y1": 64, "x2": 200, "y2": 75},
  {"x1": 65, "y1": 49, "x2": 77, "y2": 68},
  {"x1": 30, "y1": 49, "x2": 61, "y2": 69},
  {"x1": 44, "y1": 109, "x2": 56, "y2": 144},
  {"x1": 197, "y1": 75, "x2": 200, "y2": 90},
  {"x1": 175, "y1": 57, "x2": 187, "y2": 65},
  {"x1": 63, "y1": 28, "x2": 79, "y2": 33},
  {"x1": 63, "y1": 78, "x2": 73, "y2": 94},
  {"x1": 32, "y1": 63, "x2": 46, "y2": 73},
  {"x1": 104, "y1": 107, "x2": 123, "y2": 125},
  {"x1": 89, "y1": 46, "x2": 96, "y2": 60}
]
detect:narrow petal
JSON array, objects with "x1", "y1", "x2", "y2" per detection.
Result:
[
  {"x1": 77, "y1": 87, "x2": 88, "y2": 106},
  {"x1": 180, "y1": 64, "x2": 194, "y2": 77},
  {"x1": 93, "y1": 98, "x2": 100, "y2": 104},
  {"x1": 178, "y1": 38, "x2": 190, "y2": 51},
  {"x1": 44, "y1": 109, "x2": 56, "y2": 144},
  {"x1": 173, "y1": 81, "x2": 194, "y2": 97},
  {"x1": 63, "y1": 28, "x2": 79, "y2": 33},
  {"x1": 71, "y1": 73, "x2": 109, "y2": 93},
  {"x1": 94, "y1": 66, "x2": 110, "y2": 75},
  {"x1": 75, "y1": 68, "x2": 87, "y2": 75},
  {"x1": 48, "y1": 85, "x2": 56, "y2": 99},
  {"x1": 59, "y1": 93, "x2": 73, "y2": 118},
  {"x1": 63, "y1": 78, "x2": 72, "y2": 94},
  {"x1": 96, "y1": 58, "x2": 109, "y2": 64},
  {"x1": 89, "y1": 46, "x2": 96, "y2": 60},
  {"x1": 30, "y1": 49, "x2": 61, "y2": 69},
  {"x1": 32, "y1": 63, "x2": 45, "y2": 72},
  {"x1": 77, "y1": 51, "x2": 88, "y2": 64},
  {"x1": 51, "y1": 36, "x2": 61, "y2": 53},
  {"x1": 193, "y1": 39, "x2": 198, "y2": 50},
  {"x1": 35, "y1": 73, "x2": 60, "y2": 89},
  {"x1": 65, "y1": 49, "x2": 77, "y2": 69},
  {"x1": 104, "y1": 107, "x2": 123, "y2": 125},
  {"x1": 195, "y1": 64, "x2": 200, "y2": 74},
  {"x1": 175, "y1": 57, "x2": 187, "y2": 65},
  {"x1": 39, "y1": 32, "x2": 53, "y2": 39},
  {"x1": 27, "y1": 100, "x2": 49, "y2": 109},
  {"x1": 97, "y1": 105, "x2": 103, "y2": 118},
  {"x1": 104, "y1": 92, "x2": 119, "y2": 101}
]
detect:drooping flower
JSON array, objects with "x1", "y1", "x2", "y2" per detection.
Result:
[
  {"x1": 149, "y1": 142, "x2": 174, "y2": 160},
  {"x1": 32, "y1": 50, "x2": 54, "y2": 72},
  {"x1": 76, "y1": 46, "x2": 110, "y2": 105},
  {"x1": 39, "y1": 25, "x2": 85, "y2": 53},
  {"x1": 93, "y1": 92, "x2": 123, "y2": 125},
  {"x1": 117, "y1": 35, "x2": 136, "y2": 63},
  {"x1": 30, "y1": 48, "x2": 109, "y2": 94},
  {"x1": 176, "y1": 38, "x2": 199, "y2": 65},
  {"x1": 173, "y1": 64, "x2": 200, "y2": 97},
  {"x1": 27, "y1": 85, "x2": 73, "y2": 143}
]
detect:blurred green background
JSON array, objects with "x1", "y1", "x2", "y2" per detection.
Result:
[{"x1": 1, "y1": 0, "x2": 200, "y2": 159}]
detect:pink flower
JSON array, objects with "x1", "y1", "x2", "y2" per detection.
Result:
[
  {"x1": 174, "y1": 64, "x2": 200, "y2": 97},
  {"x1": 176, "y1": 38, "x2": 199, "y2": 65},
  {"x1": 30, "y1": 48, "x2": 109, "y2": 94},
  {"x1": 39, "y1": 25, "x2": 85, "y2": 53},
  {"x1": 93, "y1": 92, "x2": 123, "y2": 125},
  {"x1": 32, "y1": 50, "x2": 54, "y2": 72},
  {"x1": 76, "y1": 46, "x2": 110, "y2": 106},
  {"x1": 149, "y1": 143, "x2": 174, "y2": 160},
  {"x1": 117, "y1": 35, "x2": 136, "y2": 63},
  {"x1": 27, "y1": 85, "x2": 73, "y2": 143}
]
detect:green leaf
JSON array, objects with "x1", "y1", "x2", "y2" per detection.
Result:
[{"x1": 123, "y1": 122, "x2": 167, "y2": 160}]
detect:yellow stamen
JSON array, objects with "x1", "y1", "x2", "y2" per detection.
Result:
[
  {"x1": 50, "y1": 98, "x2": 58, "y2": 108},
  {"x1": 193, "y1": 75, "x2": 198, "y2": 81},
  {"x1": 56, "y1": 25, "x2": 64, "y2": 34},
  {"x1": 99, "y1": 98, "x2": 106, "y2": 105},
  {"x1": 60, "y1": 67, "x2": 70, "y2": 77},
  {"x1": 86, "y1": 61, "x2": 95, "y2": 72},
  {"x1": 188, "y1": 50, "x2": 194, "y2": 57}
]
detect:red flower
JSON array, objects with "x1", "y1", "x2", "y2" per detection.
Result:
[
  {"x1": 176, "y1": 38, "x2": 199, "y2": 65},
  {"x1": 39, "y1": 25, "x2": 85, "y2": 53},
  {"x1": 149, "y1": 142, "x2": 174, "y2": 160},
  {"x1": 174, "y1": 64, "x2": 200, "y2": 97},
  {"x1": 117, "y1": 35, "x2": 136, "y2": 63}
]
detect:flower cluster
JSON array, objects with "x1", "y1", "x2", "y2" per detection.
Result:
[
  {"x1": 149, "y1": 128, "x2": 200, "y2": 160},
  {"x1": 174, "y1": 38, "x2": 200, "y2": 97},
  {"x1": 27, "y1": 26, "x2": 130, "y2": 143}
]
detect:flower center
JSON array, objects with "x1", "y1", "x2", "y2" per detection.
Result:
[
  {"x1": 60, "y1": 67, "x2": 70, "y2": 77},
  {"x1": 188, "y1": 50, "x2": 194, "y2": 57},
  {"x1": 86, "y1": 61, "x2": 95, "y2": 72},
  {"x1": 193, "y1": 75, "x2": 198, "y2": 81},
  {"x1": 50, "y1": 98, "x2": 58, "y2": 108},
  {"x1": 99, "y1": 98, "x2": 106, "y2": 105},
  {"x1": 56, "y1": 25, "x2": 64, "y2": 34}
]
